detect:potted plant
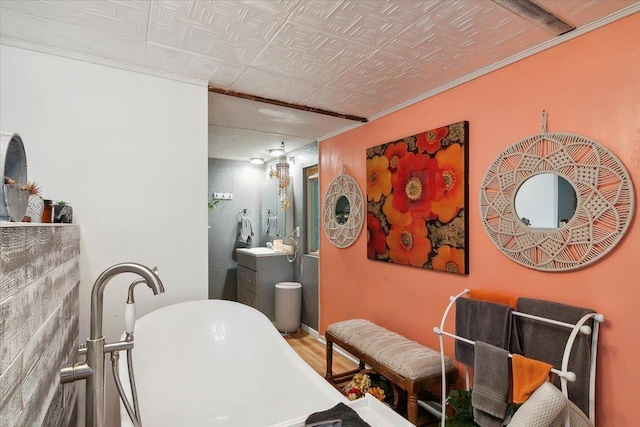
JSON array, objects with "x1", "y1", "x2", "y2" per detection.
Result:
[{"x1": 54, "y1": 200, "x2": 73, "y2": 223}]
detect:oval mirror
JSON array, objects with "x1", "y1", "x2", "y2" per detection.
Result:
[
  {"x1": 323, "y1": 174, "x2": 364, "y2": 248},
  {"x1": 335, "y1": 196, "x2": 350, "y2": 225},
  {"x1": 514, "y1": 173, "x2": 577, "y2": 228}
]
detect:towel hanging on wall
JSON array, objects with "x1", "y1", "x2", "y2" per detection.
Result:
[{"x1": 238, "y1": 209, "x2": 254, "y2": 246}]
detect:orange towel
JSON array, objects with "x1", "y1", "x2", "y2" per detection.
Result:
[
  {"x1": 469, "y1": 289, "x2": 518, "y2": 309},
  {"x1": 511, "y1": 354, "x2": 554, "y2": 404}
]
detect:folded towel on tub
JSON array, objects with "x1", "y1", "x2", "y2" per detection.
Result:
[
  {"x1": 516, "y1": 298, "x2": 594, "y2": 416},
  {"x1": 455, "y1": 298, "x2": 513, "y2": 368},
  {"x1": 472, "y1": 341, "x2": 510, "y2": 427},
  {"x1": 305, "y1": 402, "x2": 370, "y2": 427}
]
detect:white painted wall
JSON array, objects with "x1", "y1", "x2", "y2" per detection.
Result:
[{"x1": 0, "y1": 45, "x2": 209, "y2": 426}]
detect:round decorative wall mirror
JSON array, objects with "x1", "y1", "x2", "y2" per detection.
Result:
[
  {"x1": 480, "y1": 129, "x2": 634, "y2": 271},
  {"x1": 323, "y1": 174, "x2": 364, "y2": 248}
]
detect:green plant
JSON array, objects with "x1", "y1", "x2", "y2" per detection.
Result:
[
  {"x1": 441, "y1": 389, "x2": 477, "y2": 427},
  {"x1": 208, "y1": 198, "x2": 220, "y2": 210},
  {"x1": 56, "y1": 200, "x2": 69, "y2": 206},
  {"x1": 439, "y1": 389, "x2": 521, "y2": 427}
]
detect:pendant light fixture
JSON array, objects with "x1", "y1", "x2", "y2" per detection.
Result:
[{"x1": 269, "y1": 142, "x2": 290, "y2": 209}]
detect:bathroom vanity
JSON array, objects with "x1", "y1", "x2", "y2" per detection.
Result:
[{"x1": 236, "y1": 248, "x2": 293, "y2": 321}]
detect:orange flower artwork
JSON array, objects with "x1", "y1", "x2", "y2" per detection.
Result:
[
  {"x1": 432, "y1": 143, "x2": 465, "y2": 223},
  {"x1": 366, "y1": 121, "x2": 468, "y2": 275},
  {"x1": 431, "y1": 245, "x2": 466, "y2": 274},
  {"x1": 367, "y1": 213, "x2": 386, "y2": 259},
  {"x1": 387, "y1": 221, "x2": 432, "y2": 267},
  {"x1": 385, "y1": 141, "x2": 408, "y2": 173},
  {"x1": 417, "y1": 126, "x2": 449, "y2": 154},
  {"x1": 366, "y1": 155, "x2": 392, "y2": 202}
]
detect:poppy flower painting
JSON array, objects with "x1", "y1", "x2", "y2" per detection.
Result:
[{"x1": 366, "y1": 121, "x2": 469, "y2": 275}]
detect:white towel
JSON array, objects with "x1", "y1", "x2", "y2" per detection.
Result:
[{"x1": 239, "y1": 214, "x2": 253, "y2": 243}]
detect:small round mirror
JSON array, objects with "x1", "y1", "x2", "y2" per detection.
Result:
[
  {"x1": 515, "y1": 173, "x2": 577, "y2": 228},
  {"x1": 324, "y1": 174, "x2": 364, "y2": 248},
  {"x1": 335, "y1": 195, "x2": 350, "y2": 225}
]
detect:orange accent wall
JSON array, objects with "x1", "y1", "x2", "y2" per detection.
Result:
[{"x1": 319, "y1": 14, "x2": 639, "y2": 426}]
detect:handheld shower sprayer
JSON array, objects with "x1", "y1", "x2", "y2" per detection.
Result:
[
  {"x1": 125, "y1": 267, "x2": 159, "y2": 339},
  {"x1": 118, "y1": 267, "x2": 161, "y2": 426},
  {"x1": 286, "y1": 227, "x2": 301, "y2": 263}
]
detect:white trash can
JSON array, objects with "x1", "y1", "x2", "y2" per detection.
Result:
[{"x1": 275, "y1": 282, "x2": 302, "y2": 334}]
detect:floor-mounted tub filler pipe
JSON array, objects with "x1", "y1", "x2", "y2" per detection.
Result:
[{"x1": 60, "y1": 263, "x2": 164, "y2": 427}]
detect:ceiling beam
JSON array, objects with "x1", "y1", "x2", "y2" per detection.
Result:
[
  {"x1": 492, "y1": 0, "x2": 575, "y2": 35},
  {"x1": 208, "y1": 86, "x2": 368, "y2": 123}
]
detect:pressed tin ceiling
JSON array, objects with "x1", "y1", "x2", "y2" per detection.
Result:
[{"x1": 1, "y1": 0, "x2": 638, "y2": 161}]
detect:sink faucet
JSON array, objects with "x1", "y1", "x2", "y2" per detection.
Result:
[{"x1": 61, "y1": 262, "x2": 164, "y2": 427}]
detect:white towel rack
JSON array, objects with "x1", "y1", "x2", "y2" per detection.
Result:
[
  {"x1": 433, "y1": 288, "x2": 604, "y2": 427},
  {"x1": 432, "y1": 327, "x2": 577, "y2": 382}
]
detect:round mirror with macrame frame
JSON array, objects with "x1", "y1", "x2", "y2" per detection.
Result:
[
  {"x1": 479, "y1": 112, "x2": 635, "y2": 271},
  {"x1": 323, "y1": 173, "x2": 364, "y2": 248}
]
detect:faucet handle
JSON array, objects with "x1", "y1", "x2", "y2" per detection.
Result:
[
  {"x1": 60, "y1": 362, "x2": 91, "y2": 384},
  {"x1": 125, "y1": 302, "x2": 136, "y2": 334}
]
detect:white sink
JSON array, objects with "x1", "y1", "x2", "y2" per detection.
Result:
[{"x1": 237, "y1": 247, "x2": 288, "y2": 257}]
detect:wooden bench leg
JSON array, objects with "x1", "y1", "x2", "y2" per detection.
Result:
[
  {"x1": 325, "y1": 339, "x2": 334, "y2": 382},
  {"x1": 325, "y1": 338, "x2": 364, "y2": 387},
  {"x1": 407, "y1": 393, "x2": 418, "y2": 426}
]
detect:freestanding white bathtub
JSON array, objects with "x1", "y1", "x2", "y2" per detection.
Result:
[{"x1": 118, "y1": 300, "x2": 412, "y2": 427}]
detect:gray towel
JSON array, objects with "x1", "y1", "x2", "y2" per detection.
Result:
[
  {"x1": 305, "y1": 402, "x2": 370, "y2": 427},
  {"x1": 239, "y1": 214, "x2": 253, "y2": 244},
  {"x1": 472, "y1": 341, "x2": 510, "y2": 427},
  {"x1": 516, "y1": 298, "x2": 594, "y2": 416},
  {"x1": 455, "y1": 298, "x2": 513, "y2": 367}
]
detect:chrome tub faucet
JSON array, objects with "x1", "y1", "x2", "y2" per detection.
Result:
[{"x1": 60, "y1": 262, "x2": 164, "y2": 427}]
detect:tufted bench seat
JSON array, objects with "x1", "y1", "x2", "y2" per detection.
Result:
[{"x1": 325, "y1": 319, "x2": 457, "y2": 425}]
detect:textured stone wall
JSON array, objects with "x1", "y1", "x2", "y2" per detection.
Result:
[{"x1": 0, "y1": 225, "x2": 80, "y2": 427}]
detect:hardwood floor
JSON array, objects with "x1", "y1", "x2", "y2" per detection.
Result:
[{"x1": 284, "y1": 329, "x2": 356, "y2": 378}]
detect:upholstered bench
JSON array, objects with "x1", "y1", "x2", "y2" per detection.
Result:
[{"x1": 325, "y1": 319, "x2": 457, "y2": 426}]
